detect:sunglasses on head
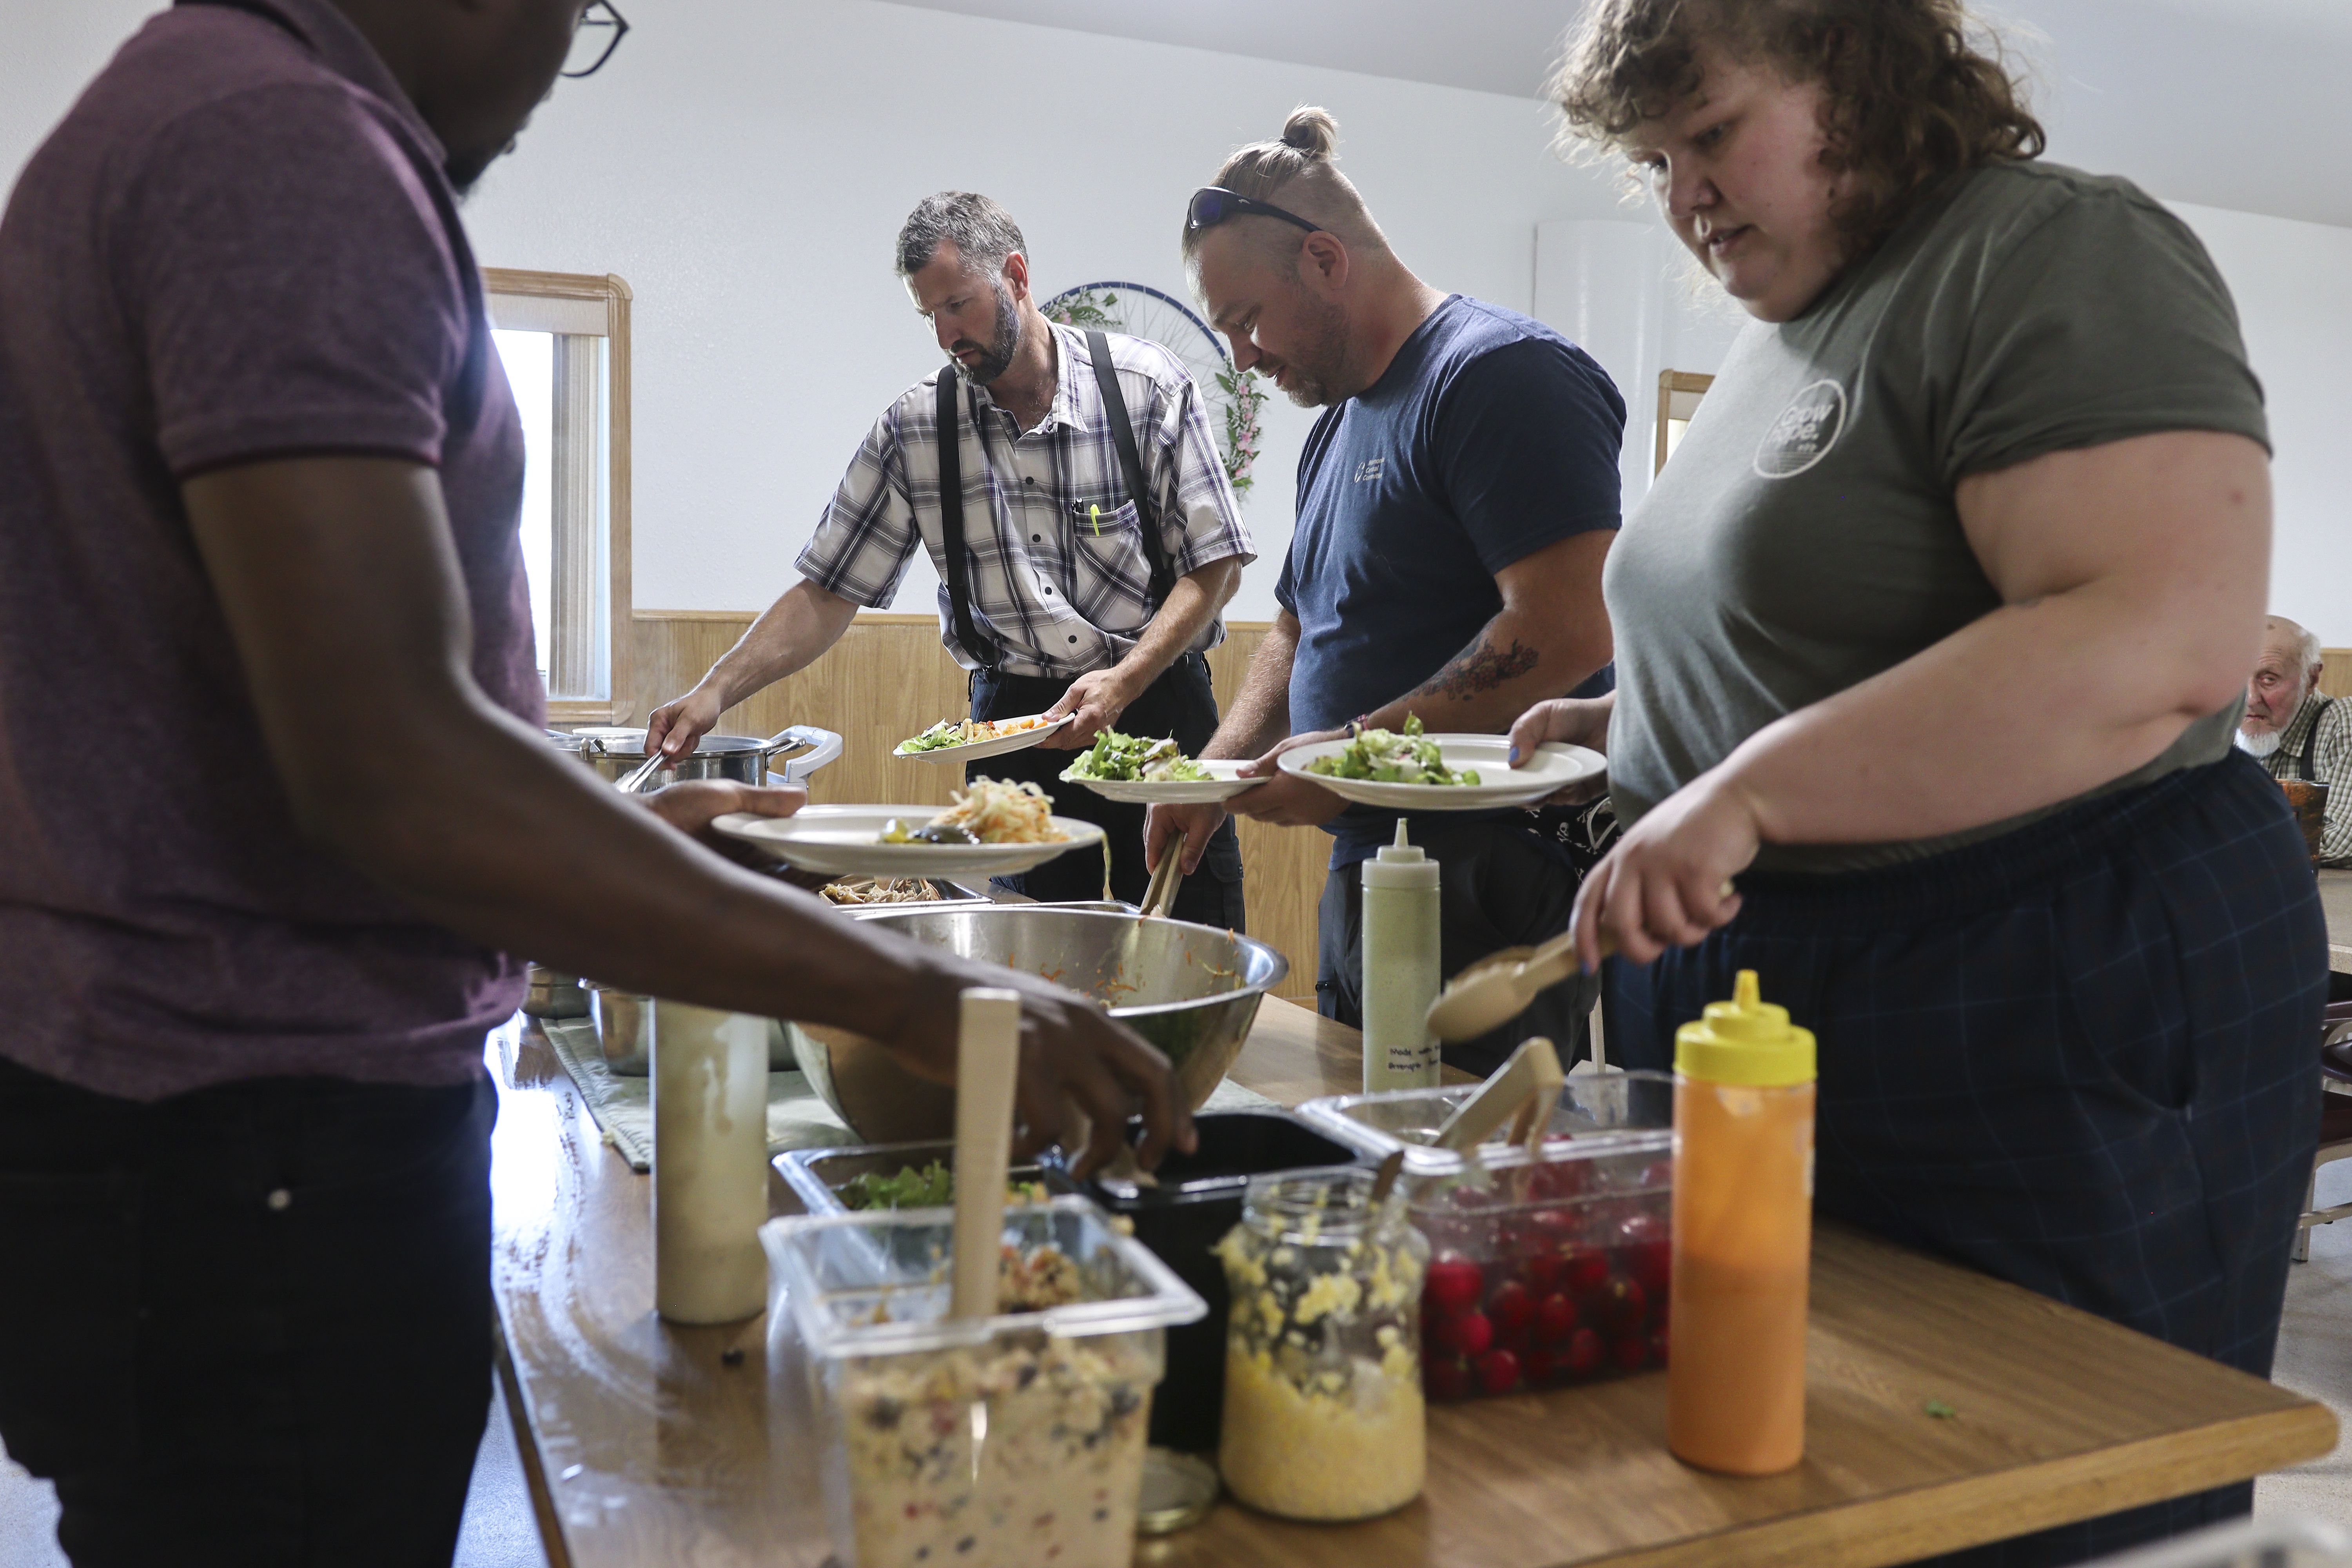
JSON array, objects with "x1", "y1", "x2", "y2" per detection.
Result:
[{"x1": 1187, "y1": 187, "x2": 1321, "y2": 236}]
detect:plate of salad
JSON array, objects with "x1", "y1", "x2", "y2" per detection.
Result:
[
  {"x1": 892, "y1": 711, "x2": 1070, "y2": 763},
  {"x1": 1056, "y1": 730, "x2": 1269, "y2": 804},
  {"x1": 1276, "y1": 715, "x2": 1604, "y2": 811}
]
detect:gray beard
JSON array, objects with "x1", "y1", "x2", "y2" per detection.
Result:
[
  {"x1": 2236, "y1": 726, "x2": 2283, "y2": 759},
  {"x1": 953, "y1": 287, "x2": 1023, "y2": 385}
]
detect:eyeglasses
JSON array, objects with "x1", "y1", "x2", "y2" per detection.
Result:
[
  {"x1": 1187, "y1": 187, "x2": 1321, "y2": 236},
  {"x1": 561, "y1": 0, "x2": 629, "y2": 78}
]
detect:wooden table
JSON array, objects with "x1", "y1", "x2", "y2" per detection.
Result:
[
  {"x1": 2321, "y1": 867, "x2": 2351, "y2": 974},
  {"x1": 488, "y1": 998, "x2": 2336, "y2": 1568}
]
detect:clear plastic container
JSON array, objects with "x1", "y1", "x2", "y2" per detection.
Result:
[
  {"x1": 775, "y1": 1140, "x2": 1050, "y2": 1216},
  {"x1": 763, "y1": 1197, "x2": 1206, "y2": 1568},
  {"x1": 1214, "y1": 1166, "x2": 1429, "y2": 1521},
  {"x1": 1299, "y1": 1069, "x2": 1677, "y2": 1178},
  {"x1": 1301, "y1": 1073, "x2": 1674, "y2": 1403}
]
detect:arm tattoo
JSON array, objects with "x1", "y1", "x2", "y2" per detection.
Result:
[{"x1": 1414, "y1": 635, "x2": 1541, "y2": 702}]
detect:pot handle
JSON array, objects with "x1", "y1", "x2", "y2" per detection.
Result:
[{"x1": 764, "y1": 725, "x2": 842, "y2": 784}]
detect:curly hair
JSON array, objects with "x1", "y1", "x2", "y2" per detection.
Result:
[{"x1": 1552, "y1": 0, "x2": 2046, "y2": 251}]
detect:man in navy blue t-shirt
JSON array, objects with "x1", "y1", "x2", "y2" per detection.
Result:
[{"x1": 1151, "y1": 109, "x2": 1624, "y2": 1073}]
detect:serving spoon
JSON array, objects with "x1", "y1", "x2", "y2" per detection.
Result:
[{"x1": 1423, "y1": 878, "x2": 1738, "y2": 1043}]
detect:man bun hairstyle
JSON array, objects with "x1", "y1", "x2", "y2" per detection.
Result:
[
  {"x1": 896, "y1": 191, "x2": 1027, "y2": 281},
  {"x1": 1551, "y1": 0, "x2": 2045, "y2": 252},
  {"x1": 1180, "y1": 105, "x2": 1388, "y2": 269},
  {"x1": 1279, "y1": 105, "x2": 1340, "y2": 159}
]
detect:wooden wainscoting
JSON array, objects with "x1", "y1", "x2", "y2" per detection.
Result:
[
  {"x1": 627, "y1": 611, "x2": 1328, "y2": 1003},
  {"x1": 2323, "y1": 649, "x2": 2351, "y2": 701}
]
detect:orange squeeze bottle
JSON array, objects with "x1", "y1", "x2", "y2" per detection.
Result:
[{"x1": 1666, "y1": 969, "x2": 1817, "y2": 1475}]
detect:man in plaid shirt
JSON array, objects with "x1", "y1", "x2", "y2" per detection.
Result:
[
  {"x1": 2238, "y1": 614, "x2": 2350, "y2": 866},
  {"x1": 648, "y1": 192, "x2": 1256, "y2": 922}
]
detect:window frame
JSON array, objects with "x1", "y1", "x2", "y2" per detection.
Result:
[
  {"x1": 1654, "y1": 369, "x2": 1715, "y2": 476},
  {"x1": 483, "y1": 267, "x2": 635, "y2": 725}
]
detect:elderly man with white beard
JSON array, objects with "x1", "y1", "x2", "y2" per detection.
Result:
[{"x1": 2239, "y1": 614, "x2": 2350, "y2": 867}]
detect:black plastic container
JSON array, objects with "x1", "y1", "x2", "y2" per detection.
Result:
[{"x1": 1045, "y1": 1110, "x2": 1370, "y2": 1452}]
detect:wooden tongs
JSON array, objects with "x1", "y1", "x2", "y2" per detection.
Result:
[
  {"x1": 949, "y1": 987, "x2": 1023, "y2": 1320},
  {"x1": 1139, "y1": 828, "x2": 1188, "y2": 920},
  {"x1": 1434, "y1": 1035, "x2": 1567, "y2": 1154}
]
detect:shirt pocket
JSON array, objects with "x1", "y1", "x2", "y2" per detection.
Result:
[
  {"x1": 1069, "y1": 497, "x2": 1143, "y2": 549},
  {"x1": 1067, "y1": 500, "x2": 1156, "y2": 619}
]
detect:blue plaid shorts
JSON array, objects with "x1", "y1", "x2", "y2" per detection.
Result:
[{"x1": 1608, "y1": 752, "x2": 2327, "y2": 1567}]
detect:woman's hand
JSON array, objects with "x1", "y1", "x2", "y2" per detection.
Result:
[
  {"x1": 1507, "y1": 696, "x2": 1612, "y2": 761},
  {"x1": 1508, "y1": 695, "x2": 1613, "y2": 805},
  {"x1": 1572, "y1": 771, "x2": 1756, "y2": 969}
]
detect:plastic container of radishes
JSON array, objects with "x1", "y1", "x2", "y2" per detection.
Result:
[{"x1": 1301, "y1": 1071, "x2": 1675, "y2": 1403}]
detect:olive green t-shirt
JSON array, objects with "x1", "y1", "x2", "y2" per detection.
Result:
[{"x1": 1603, "y1": 162, "x2": 2269, "y2": 873}]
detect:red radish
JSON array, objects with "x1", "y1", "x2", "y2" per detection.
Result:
[
  {"x1": 1563, "y1": 1247, "x2": 1610, "y2": 1294},
  {"x1": 1488, "y1": 1279, "x2": 1532, "y2": 1333},
  {"x1": 1476, "y1": 1348, "x2": 1521, "y2": 1396},
  {"x1": 1524, "y1": 1251, "x2": 1564, "y2": 1294},
  {"x1": 1649, "y1": 1327, "x2": 1670, "y2": 1367},
  {"x1": 1565, "y1": 1328, "x2": 1604, "y2": 1377},
  {"x1": 1593, "y1": 1275, "x2": 1648, "y2": 1332},
  {"x1": 1426, "y1": 1256, "x2": 1483, "y2": 1315},
  {"x1": 1426, "y1": 1357, "x2": 1471, "y2": 1401},
  {"x1": 1453, "y1": 1309, "x2": 1494, "y2": 1359},
  {"x1": 1523, "y1": 1347, "x2": 1558, "y2": 1385},
  {"x1": 1618, "y1": 1212, "x2": 1671, "y2": 1297},
  {"x1": 1537, "y1": 1291, "x2": 1578, "y2": 1342},
  {"x1": 1614, "y1": 1334, "x2": 1648, "y2": 1371}
]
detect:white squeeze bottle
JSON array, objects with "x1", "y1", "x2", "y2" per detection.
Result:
[{"x1": 1361, "y1": 819, "x2": 1442, "y2": 1091}]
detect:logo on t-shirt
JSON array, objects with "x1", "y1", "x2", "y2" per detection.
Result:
[
  {"x1": 1753, "y1": 379, "x2": 1848, "y2": 478},
  {"x1": 1352, "y1": 457, "x2": 1386, "y2": 483}
]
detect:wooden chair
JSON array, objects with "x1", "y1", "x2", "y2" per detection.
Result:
[{"x1": 2294, "y1": 1001, "x2": 2352, "y2": 1262}]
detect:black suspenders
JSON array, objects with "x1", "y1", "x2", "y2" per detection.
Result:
[
  {"x1": 2301, "y1": 695, "x2": 2333, "y2": 784},
  {"x1": 933, "y1": 371, "x2": 998, "y2": 669},
  {"x1": 933, "y1": 332, "x2": 1174, "y2": 673},
  {"x1": 1084, "y1": 330, "x2": 1178, "y2": 610}
]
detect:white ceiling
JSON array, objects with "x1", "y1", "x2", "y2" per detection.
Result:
[{"x1": 884, "y1": 0, "x2": 2352, "y2": 229}]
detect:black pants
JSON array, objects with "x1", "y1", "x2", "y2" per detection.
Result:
[
  {"x1": 0, "y1": 1055, "x2": 497, "y2": 1568},
  {"x1": 1316, "y1": 817, "x2": 1597, "y2": 1078},
  {"x1": 969, "y1": 652, "x2": 1245, "y2": 930}
]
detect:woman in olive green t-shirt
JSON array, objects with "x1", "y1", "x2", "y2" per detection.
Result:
[{"x1": 1517, "y1": 4, "x2": 2324, "y2": 1564}]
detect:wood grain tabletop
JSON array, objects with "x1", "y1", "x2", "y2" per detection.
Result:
[{"x1": 486, "y1": 995, "x2": 2334, "y2": 1568}]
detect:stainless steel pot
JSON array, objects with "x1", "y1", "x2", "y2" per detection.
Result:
[
  {"x1": 584, "y1": 980, "x2": 654, "y2": 1075},
  {"x1": 791, "y1": 906, "x2": 1289, "y2": 1143},
  {"x1": 559, "y1": 724, "x2": 842, "y2": 791}
]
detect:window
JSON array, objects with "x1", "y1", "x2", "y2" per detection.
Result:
[
  {"x1": 485, "y1": 268, "x2": 634, "y2": 724},
  {"x1": 1655, "y1": 370, "x2": 1714, "y2": 475}
]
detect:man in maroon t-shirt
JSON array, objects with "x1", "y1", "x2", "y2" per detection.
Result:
[{"x1": 0, "y1": 2, "x2": 1189, "y2": 1559}]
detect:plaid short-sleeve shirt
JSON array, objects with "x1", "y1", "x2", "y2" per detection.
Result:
[
  {"x1": 2252, "y1": 690, "x2": 2352, "y2": 864},
  {"x1": 796, "y1": 324, "x2": 1255, "y2": 679}
]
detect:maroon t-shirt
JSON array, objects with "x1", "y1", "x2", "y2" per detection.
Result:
[{"x1": 0, "y1": 0, "x2": 541, "y2": 1099}]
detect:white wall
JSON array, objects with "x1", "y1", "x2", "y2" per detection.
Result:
[
  {"x1": 2167, "y1": 202, "x2": 2352, "y2": 647},
  {"x1": 450, "y1": 0, "x2": 1642, "y2": 624},
  {"x1": 3, "y1": 2, "x2": 2345, "y2": 645}
]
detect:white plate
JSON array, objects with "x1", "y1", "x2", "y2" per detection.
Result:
[
  {"x1": 1275, "y1": 736, "x2": 1605, "y2": 811},
  {"x1": 892, "y1": 713, "x2": 1071, "y2": 764},
  {"x1": 1056, "y1": 757, "x2": 1270, "y2": 806},
  {"x1": 711, "y1": 806, "x2": 1106, "y2": 878}
]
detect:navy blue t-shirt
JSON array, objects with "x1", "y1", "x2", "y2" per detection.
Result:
[{"x1": 1275, "y1": 295, "x2": 1625, "y2": 866}]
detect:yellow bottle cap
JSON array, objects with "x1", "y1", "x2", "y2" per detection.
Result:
[{"x1": 1673, "y1": 970, "x2": 1816, "y2": 1087}]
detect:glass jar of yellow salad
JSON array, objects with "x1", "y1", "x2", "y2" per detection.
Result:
[{"x1": 1214, "y1": 1166, "x2": 1428, "y2": 1521}]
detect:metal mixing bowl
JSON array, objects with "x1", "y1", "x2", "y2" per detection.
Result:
[{"x1": 792, "y1": 906, "x2": 1289, "y2": 1143}]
